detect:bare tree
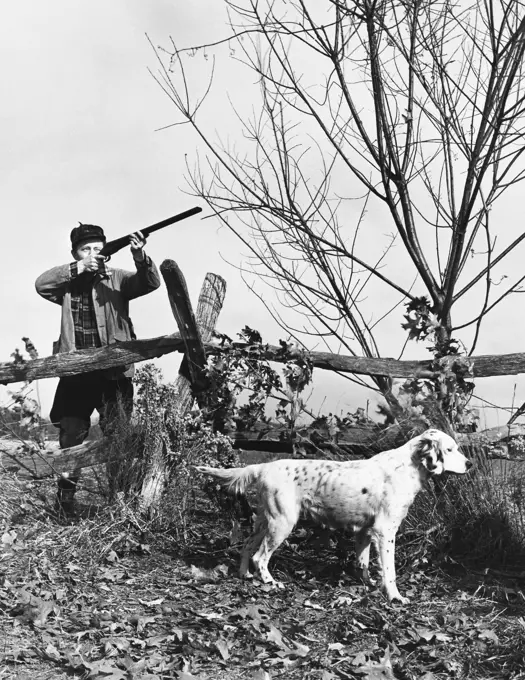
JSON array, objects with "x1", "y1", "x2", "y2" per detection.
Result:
[{"x1": 149, "y1": 0, "x2": 525, "y2": 417}]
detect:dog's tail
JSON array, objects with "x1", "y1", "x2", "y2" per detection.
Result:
[{"x1": 195, "y1": 464, "x2": 263, "y2": 495}]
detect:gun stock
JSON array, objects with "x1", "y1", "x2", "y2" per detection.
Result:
[{"x1": 99, "y1": 206, "x2": 203, "y2": 258}]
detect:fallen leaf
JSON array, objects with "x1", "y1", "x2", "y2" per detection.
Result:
[
  {"x1": 196, "y1": 610, "x2": 224, "y2": 621},
  {"x1": 139, "y1": 597, "x2": 165, "y2": 606},
  {"x1": 267, "y1": 625, "x2": 287, "y2": 649},
  {"x1": 176, "y1": 671, "x2": 201, "y2": 679},
  {"x1": 304, "y1": 599, "x2": 324, "y2": 610},
  {"x1": 478, "y1": 628, "x2": 499, "y2": 643},
  {"x1": 331, "y1": 596, "x2": 353, "y2": 607},
  {"x1": 83, "y1": 659, "x2": 127, "y2": 679},
  {"x1": 292, "y1": 641, "x2": 310, "y2": 657},
  {"x1": 1, "y1": 530, "x2": 17, "y2": 546},
  {"x1": 354, "y1": 649, "x2": 394, "y2": 679},
  {"x1": 130, "y1": 615, "x2": 156, "y2": 633},
  {"x1": 43, "y1": 642, "x2": 61, "y2": 661},
  {"x1": 251, "y1": 670, "x2": 271, "y2": 679},
  {"x1": 105, "y1": 550, "x2": 119, "y2": 563},
  {"x1": 215, "y1": 638, "x2": 231, "y2": 660}
]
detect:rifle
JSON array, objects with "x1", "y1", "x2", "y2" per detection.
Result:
[{"x1": 99, "y1": 206, "x2": 202, "y2": 259}]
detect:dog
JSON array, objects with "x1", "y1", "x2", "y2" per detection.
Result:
[{"x1": 196, "y1": 429, "x2": 471, "y2": 603}]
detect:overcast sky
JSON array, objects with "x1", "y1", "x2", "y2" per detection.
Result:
[{"x1": 1, "y1": 1, "x2": 523, "y2": 430}]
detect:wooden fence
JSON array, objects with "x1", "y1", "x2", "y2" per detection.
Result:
[{"x1": 1, "y1": 258, "x2": 525, "y2": 481}]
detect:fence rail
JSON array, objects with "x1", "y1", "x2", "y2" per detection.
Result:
[
  {"x1": 2, "y1": 258, "x2": 525, "y2": 488},
  {"x1": 2, "y1": 339, "x2": 525, "y2": 386}
]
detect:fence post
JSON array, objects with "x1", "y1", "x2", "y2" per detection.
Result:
[
  {"x1": 160, "y1": 260, "x2": 226, "y2": 412},
  {"x1": 138, "y1": 263, "x2": 226, "y2": 508}
]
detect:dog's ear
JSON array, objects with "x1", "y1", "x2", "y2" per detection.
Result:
[{"x1": 414, "y1": 434, "x2": 443, "y2": 473}]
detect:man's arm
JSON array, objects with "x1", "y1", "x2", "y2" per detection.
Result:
[
  {"x1": 119, "y1": 231, "x2": 162, "y2": 300},
  {"x1": 35, "y1": 265, "x2": 73, "y2": 304},
  {"x1": 119, "y1": 256, "x2": 162, "y2": 300}
]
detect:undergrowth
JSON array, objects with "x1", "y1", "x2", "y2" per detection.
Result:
[{"x1": 402, "y1": 446, "x2": 525, "y2": 572}]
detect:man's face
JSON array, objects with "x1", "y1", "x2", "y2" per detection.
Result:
[{"x1": 72, "y1": 239, "x2": 105, "y2": 261}]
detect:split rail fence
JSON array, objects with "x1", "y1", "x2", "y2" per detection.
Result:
[{"x1": 1, "y1": 259, "x2": 525, "y2": 483}]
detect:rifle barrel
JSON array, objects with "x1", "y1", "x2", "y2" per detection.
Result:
[
  {"x1": 100, "y1": 206, "x2": 203, "y2": 257},
  {"x1": 141, "y1": 206, "x2": 203, "y2": 237}
]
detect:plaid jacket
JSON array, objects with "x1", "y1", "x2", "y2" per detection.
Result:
[
  {"x1": 35, "y1": 256, "x2": 161, "y2": 377},
  {"x1": 69, "y1": 262, "x2": 102, "y2": 350}
]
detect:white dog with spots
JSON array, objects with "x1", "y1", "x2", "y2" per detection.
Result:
[{"x1": 196, "y1": 429, "x2": 471, "y2": 603}]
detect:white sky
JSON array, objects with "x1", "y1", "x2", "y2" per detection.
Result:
[{"x1": 1, "y1": 1, "x2": 523, "y2": 429}]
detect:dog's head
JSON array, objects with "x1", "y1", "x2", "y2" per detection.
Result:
[{"x1": 414, "y1": 429, "x2": 471, "y2": 475}]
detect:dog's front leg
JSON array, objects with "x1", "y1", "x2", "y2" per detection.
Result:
[{"x1": 375, "y1": 526, "x2": 409, "y2": 604}]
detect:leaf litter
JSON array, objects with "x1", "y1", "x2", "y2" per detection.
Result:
[{"x1": 2, "y1": 503, "x2": 525, "y2": 678}]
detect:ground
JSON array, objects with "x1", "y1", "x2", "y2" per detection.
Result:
[{"x1": 1, "y1": 472, "x2": 525, "y2": 679}]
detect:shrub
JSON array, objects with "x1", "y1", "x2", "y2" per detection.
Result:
[
  {"x1": 94, "y1": 364, "x2": 241, "y2": 542},
  {"x1": 402, "y1": 444, "x2": 525, "y2": 569}
]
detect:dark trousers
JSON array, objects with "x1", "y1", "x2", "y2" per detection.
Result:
[
  {"x1": 51, "y1": 372, "x2": 134, "y2": 447},
  {"x1": 51, "y1": 372, "x2": 134, "y2": 510}
]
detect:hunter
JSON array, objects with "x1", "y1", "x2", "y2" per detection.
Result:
[{"x1": 35, "y1": 223, "x2": 161, "y2": 514}]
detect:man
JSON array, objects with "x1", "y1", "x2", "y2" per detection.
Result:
[{"x1": 36, "y1": 223, "x2": 161, "y2": 513}]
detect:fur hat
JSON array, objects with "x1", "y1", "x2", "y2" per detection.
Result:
[{"x1": 70, "y1": 223, "x2": 106, "y2": 250}]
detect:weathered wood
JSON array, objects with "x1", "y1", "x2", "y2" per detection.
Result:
[
  {"x1": 235, "y1": 423, "x2": 525, "y2": 451},
  {"x1": 0, "y1": 333, "x2": 185, "y2": 384},
  {"x1": 161, "y1": 260, "x2": 210, "y2": 398},
  {"x1": 457, "y1": 424, "x2": 525, "y2": 445},
  {"x1": 139, "y1": 267, "x2": 226, "y2": 509},
  {"x1": 1, "y1": 438, "x2": 106, "y2": 479},
  {"x1": 194, "y1": 274, "x2": 228, "y2": 341},
  {"x1": 234, "y1": 424, "x2": 400, "y2": 450},
  {"x1": 173, "y1": 272, "x2": 227, "y2": 414},
  {"x1": 4, "y1": 338, "x2": 525, "y2": 387},
  {"x1": 8, "y1": 422, "x2": 520, "y2": 481}
]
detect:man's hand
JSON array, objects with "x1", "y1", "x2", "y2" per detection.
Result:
[
  {"x1": 129, "y1": 231, "x2": 147, "y2": 262},
  {"x1": 77, "y1": 255, "x2": 106, "y2": 274}
]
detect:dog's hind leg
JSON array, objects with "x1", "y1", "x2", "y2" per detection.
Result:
[
  {"x1": 251, "y1": 496, "x2": 299, "y2": 585},
  {"x1": 239, "y1": 515, "x2": 267, "y2": 579},
  {"x1": 354, "y1": 529, "x2": 374, "y2": 584},
  {"x1": 251, "y1": 520, "x2": 293, "y2": 585}
]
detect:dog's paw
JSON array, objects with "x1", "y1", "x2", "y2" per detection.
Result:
[
  {"x1": 388, "y1": 592, "x2": 410, "y2": 605},
  {"x1": 259, "y1": 576, "x2": 285, "y2": 590}
]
